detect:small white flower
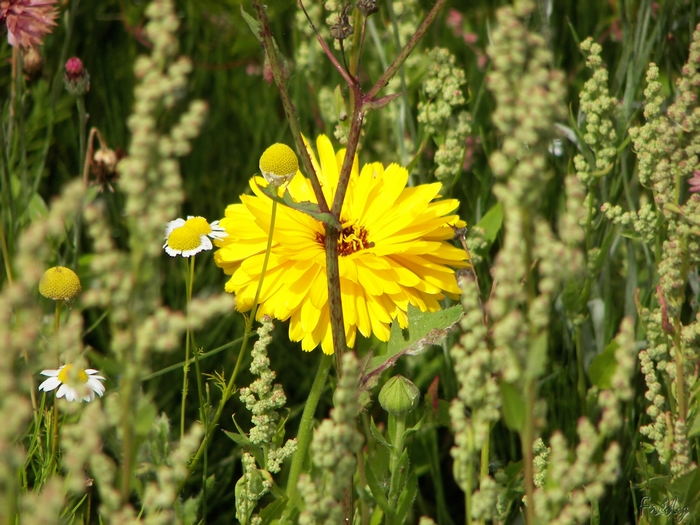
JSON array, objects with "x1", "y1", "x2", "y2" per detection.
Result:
[
  {"x1": 39, "y1": 364, "x2": 106, "y2": 403},
  {"x1": 163, "y1": 216, "x2": 227, "y2": 257}
]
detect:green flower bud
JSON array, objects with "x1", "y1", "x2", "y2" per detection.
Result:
[{"x1": 379, "y1": 375, "x2": 420, "y2": 416}]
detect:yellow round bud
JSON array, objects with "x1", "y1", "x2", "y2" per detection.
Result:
[
  {"x1": 259, "y1": 143, "x2": 299, "y2": 187},
  {"x1": 39, "y1": 266, "x2": 82, "y2": 301}
]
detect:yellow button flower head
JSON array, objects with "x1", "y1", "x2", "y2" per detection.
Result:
[
  {"x1": 163, "y1": 215, "x2": 227, "y2": 257},
  {"x1": 215, "y1": 135, "x2": 467, "y2": 354},
  {"x1": 39, "y1": 266, "x2": 81, "y2": 301},
  {"x1": 259, "y1": 143, "x2": 299, "y2": 187}
]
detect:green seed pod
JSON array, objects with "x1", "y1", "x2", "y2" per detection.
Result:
[{"x1": 379, "y1": 375, "x2": 420, "y2": 416}]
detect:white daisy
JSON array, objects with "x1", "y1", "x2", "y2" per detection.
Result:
[
  {"x1": 39, "y1": 364, "x2": 106, "y2": 403},
  {"x1": 163, "y1": 216, "x2": 227, "y2": 257}
]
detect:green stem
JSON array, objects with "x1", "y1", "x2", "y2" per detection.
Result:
[
  {"x1": 48, "y1": 300, "x2": 63, "y2": 475},
  {"x1": 522, "y1": 379, "x2": 536, "y2": 525},
  {"x1": 77, "y1": 96, "x2": 87, "y2": 177},
  {"x1": 386, "y1": 413, "x2": 407, "y2": 525},
  {"x1": 192, "y1": 341, "x2": 208, "y2": 522},
  {"x1": 0, "y1": 217, "x2": 13, "y2": 284},
  {"x1": 251, "y1": 0, "x2": 329, "y2": 213},
  {"x1": 283, "y1": 353, "x2": 333, "y2": 513},
  {"x1": 185, "y1": 201, "x2": 279, "y2": 480},
  {"x1": 181, "y1": 256, "x2": 195, "y2": 439},
  {"x1": 33, "y1": 0, "x2": 81, "y2": 196},
  {"x1": 365, "y1": 0, "x2": 446, "y2": 100}
]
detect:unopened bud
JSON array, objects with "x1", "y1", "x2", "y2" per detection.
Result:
[
  {"x1": 379, "y1": 375, "x2": 420, "y2": 416},
  {"x1": 22, "y1": 47, "x2": 44, "y2": 79},
  {"x1": 64, "y1": 57, "x2": 90, "y2": 96},
  {"x1": 356, "y1": 0, "x2": 378, "y2": 17}
]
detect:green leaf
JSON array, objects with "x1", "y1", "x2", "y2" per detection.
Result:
[
  {"x1": 395, "y1": 471, "x2": 418, "y2": 525},
  {"x1": 240, "y1": 7, "x2": 262, "y2": 42},
  {"x1": 259, "y1": 496, "x2": 288, "y2": 524},
  {"x1": 365, "y1": 457, "x2": 390, "y2": 513},
  {"x1": 26, "y1": 193, "x2": 48, "y2": 223},
  {"x1": 257, "y1": 182, "x2": 341, "y2": 229},
  {"x1": 668, "y1": 467, "x2": 700, "y2": 511},
  {"x1": 588, "y1": 340, "x2": 619, "y2": 389},
  {"x1": 689, "y1": 412, "x2": 700, "y2": 439},
  {"x1": 370, "y1": 416, "x2": 392, "y2": 450},
  {"x1": 525, "y1": 331, "x2": 547, "y2": 380},
  {"x1": 437, "y1": 399, "x2": 452, "y2": 428},
  {"x1": 363, "y1": 305, "x2": 462, "y2": 387},
  {"x1": 499, "y1": 381, "x2": 525, "y2": 432},
  {"x1": 134, "y1": 399, "x2": 157, "y2": 437},
  {"x1": 474, "y1": 202, "x2": 503, "y2": 247}
]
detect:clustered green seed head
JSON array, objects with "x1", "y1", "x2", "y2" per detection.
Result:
[
  {"x1": 574, "y1": 37, "x2": 619, "y2": 185},
  {"x1": 417, "y1": 48, "x2": 466, "y2": 136},
  {"x1": 434, "y1": 111, "x2": 472, "y2": 181},
  {"x1": 238, "y1": 317, "x2": 297, "y2": 467}
]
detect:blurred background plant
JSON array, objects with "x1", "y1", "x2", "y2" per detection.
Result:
[{"x1": 2, "y1": 0, "x2": 700, "y2": 523}]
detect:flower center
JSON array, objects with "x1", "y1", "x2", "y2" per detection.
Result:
[
  {"x1": 184, "y1": 216, "x2": 212, "y2": 236},
  {"x1": 57, "y1": 364, "x2": 88, "y2": 385},
  {"x1": 167, "y1": 226, "x2": 201, "y2": 250},
  {"x1": 316, "y1": 222, "x2": 373, "y2": 256}
]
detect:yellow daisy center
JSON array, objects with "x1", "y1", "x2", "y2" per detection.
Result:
[
  {"x1": 167, "y1": 226, "x2": 201, "y2": 250},
  {"x1": 316, "y1": 221, "x2": 374, "y2": 256},
  {"x1": 58, "y1": 364, "x2": 89, "y2": 385},
  {"x1": 39, "y1": 266, "x2": 82, "y2": 301},
  {"x1": 184, "y1": 216, "x2": 212, "y2": 236},
  {"x1": 259, "y1": 143, "x2": 299, "y2": 179}
]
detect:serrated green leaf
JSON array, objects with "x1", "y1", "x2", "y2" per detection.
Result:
[
  {"x1": 363, "y1": 305, "x2": 462, "y2": 386},
  {"x1": 500, "y1": 381, "x2": 524, "y2": 432},
  {"x1": 668, "y1": 468, "x2": 700, "y2": 509},
  {"x1": 588, "y1": 340, "x2": 619, "y2": 389}
]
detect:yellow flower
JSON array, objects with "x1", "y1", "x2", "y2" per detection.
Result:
[
  {"x1": 215, "y1": 135, "x2": 467, "y2": 354},
  {"x1": 39, "y1": 266, "x2": 81, "y2": 301}
]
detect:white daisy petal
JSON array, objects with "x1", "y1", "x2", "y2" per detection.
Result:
[
  {"x1": 165, "y1": 245, "x2": 181, "y2": 257},
  {"x1": 39, "y1": 377, "x2": 60, "y2": 391},
  {"x1": 164, "y1": 218, "x2": 186, "y2": 238},
  {"x1": 56, "y1": 383, "x2": 68, "y2": 399},
  {"x1": 64, "y1": 387, "x2": 78, "y2": 402},
  {"x1": 200, "y1": 235, "x2": 213, "y2": 251},
  {"x1": 87, "y1": 377, "x2": 105, "y2": 397},
  {"x1": 40, "y1": 368, "x2": 61, "y2": 377}
]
